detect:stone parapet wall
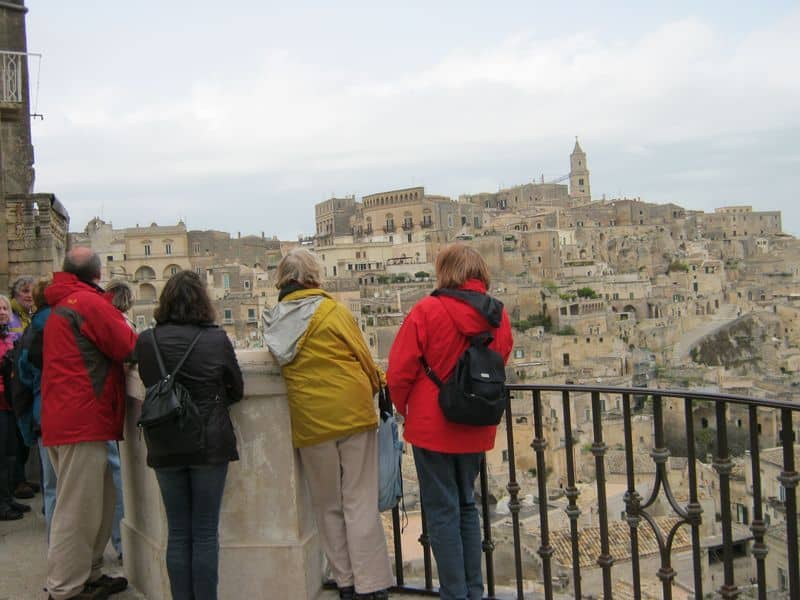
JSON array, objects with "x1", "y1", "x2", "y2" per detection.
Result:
[{"x1": 119, "y1": 349, "x2": 323, "y2": 600}]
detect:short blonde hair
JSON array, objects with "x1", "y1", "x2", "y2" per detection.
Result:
[
  {"x1": 276, "y1": 248, "x2": 322, "y2": 289},
  {"x1": 435, "y1": 243, "x2": 491, "y2": 289},
  {"x1": 0, "y1": 294, "x2": 10, "y2": 312}
]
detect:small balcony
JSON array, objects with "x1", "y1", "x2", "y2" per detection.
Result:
[
  {"x1": 402, "y1": 221, "x2": 414, "y2": 231},
  {"x1": 383, "y1": 225, "x2": 396, "y2": 233},
  {"x1": 0, "y1": 51, "x2": 23, "y2": 104},
  {"x1": 420, "y1": 220, "x2": 434, "y2": 229}
]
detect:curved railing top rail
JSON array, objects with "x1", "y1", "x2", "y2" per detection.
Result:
[{"x1": 507, "y1": 383, "x2": 800, "y2": 411}]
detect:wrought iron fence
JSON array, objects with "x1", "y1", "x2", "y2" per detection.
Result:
[{"x1": 382, "y1": 384, "x2": 799, "y2": 599}]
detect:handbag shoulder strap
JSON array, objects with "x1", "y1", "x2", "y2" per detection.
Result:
[{"x1": 152, "y1": 327, "x2": 204, "y2": 379}]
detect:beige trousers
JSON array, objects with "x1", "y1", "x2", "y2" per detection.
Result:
[
  {"x1": 47, "y1": 441, "x2": 116, "y2": 600},
  {"x1": 298, "y1": 430, "x2": 393, "y2": 594}
]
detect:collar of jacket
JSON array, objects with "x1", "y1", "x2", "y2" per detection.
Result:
[{"x1": 280, "y1": 288, "x2": 333, "y2": 302}]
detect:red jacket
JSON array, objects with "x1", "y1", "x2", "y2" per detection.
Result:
[
  {"x1": 387, "y1": 279, "x2": 513, "y2": 453},
  {"x1": 41, "y1": 272, "x2": 138, "y2": 447}
]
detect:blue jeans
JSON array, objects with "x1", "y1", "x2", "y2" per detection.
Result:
[
  {"x1": 412, "y1": 446, "x2": 484, "y2": 600},
  {"x1": 155, "y1": 464, "x2": 228, "y2": 600},
  {"x1": 107, "y1": 441, "x2": 124, "y2": 557},
  {"x1": 40, "y1": 438, "x2": 57, "y2": 538}
]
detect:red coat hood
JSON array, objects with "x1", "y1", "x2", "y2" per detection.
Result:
[{"x1": 45, "y1": 272, "x2": 102, "y2": 306}]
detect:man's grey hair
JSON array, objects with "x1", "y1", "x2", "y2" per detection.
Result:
[
  {"x1": 63, "y1": 248, "x2": 102, "y2": 284},
  {"x1": 10, "y1": 276, "x2": 34, "y2": 299}
]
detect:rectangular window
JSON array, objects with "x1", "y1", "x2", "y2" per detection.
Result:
[
  {"x1": 223, "y1": 273, "x2": 230, "y2": 289},
  {"x1": 107, "y1": 256, "x2": 114, "y2": 262},
  {"x1": 563, "y1": 353, "x2": 570, "y2": 366},
  {"x1": 135, "y1": 315, "x2": 146, "y2": 330},
  {"x1": 144, "y1": 244, "x2": 151, "y2": 256},
  {"x1": 165, "y1": 243, "x2": 172, "y2": 255},
  {"x1": 243, "y1": 280, "x2": 251, "y2": 290},
  {"x1": 501, "y1": 450, "x2": 509, "y2": 462},
  {"x1": 193, "y1": 243, "x2": 201, "y2": 254},
  {"x1": 514, "y1": 349, "x2": 524, "y2": 359},
  {"x1": 223, "y1": 309, "x2": 233, "y2": 323},
  {"x1": 247, "y1": 308, "x2": 256, "y2": 322}
]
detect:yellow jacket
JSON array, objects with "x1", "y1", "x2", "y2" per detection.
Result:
[{"x1": 263, "y1": 288, "x2": 381, "y2": 448}]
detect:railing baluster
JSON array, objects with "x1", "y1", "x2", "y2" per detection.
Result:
[
  {"x1": 780, "y1": 408, "x2": 799, "y2": 599},
  {"x1": 591, "y1": 390, "x2": 613, "y2": 599},
  {"x1": 479, "y1": 456, "x2": 496, "y2": 599},
  {"x1": 532, "y1": 389, "x2": 553, "y2": 600},
  {"x1": 419, "y1": 505, "x2": 433, "y2": 592},
  {"x1": 561, "y1": 390, "x2": 582, "y2": 599},
  {"x1": 505, "y1": 390, "x2": 524, "y2": 599},
  {"x1": 650, "y1": 394, "x2": 675, "y2": 599},
  {"x1": 747, "y1": 405, "x2": 767, "y2": 600},
  {"x1": 391, "y1": 506, "x2": 404, "y2": 587},
  {"x1": 622, "y1": 392, "x2": 643, "y2": 600},
  {"x1": 714, "y1": 401, "x2": 738, "y2": 599},
  {"x1": 683, "y1": 397, "x2": 704, "y2": 600}
]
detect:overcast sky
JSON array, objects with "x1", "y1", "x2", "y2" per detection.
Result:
[{"x1": 25, "y1": 1, "x2": 800, "y2": 238}]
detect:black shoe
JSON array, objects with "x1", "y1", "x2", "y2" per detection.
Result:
[
  {"x1": 13, "y1": 482, "x2": 34, "y2": 499},
  {"x1": 24, "y1": 480, "x2": 41, "y2": 493},
  {"x1": 87, "y1": 574, "x2": 128, "y2": 595},
  {"x1": 9, "y1": 500, "x2": 30, "y2": 513},
  {"x1": 0, "y1": 506, "x2": 22, "y2": 521},
  {"x1": 339, "y1": 585, "x2": 355, "y2": 599},
  {"x1": 372, "y1": 591, "x2": 389, "y2": 600}
]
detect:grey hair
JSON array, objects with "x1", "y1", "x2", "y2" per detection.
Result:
[
  {"x1": 106, "y1": 280, "x2": 134, "y2": 313},
  {"x1": 10, "y1": 276, "x2": 34, "y2": 299},
  {"x1": 275, "y1": 248, "x2": 322, "y2": 289}
]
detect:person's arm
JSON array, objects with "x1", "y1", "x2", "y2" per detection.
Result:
[
  {"x1": 387, "y1": 308, "x2": 425, "y2": 417},
  {"x1": 79, "y1": 295, "x2": 138, "y2": 363},
  {"x1": 221, "y1": 334, "x2": 244, "y2": 405},
  {"x1": 335, "y1": 306, "x2": 381, "y2": 395}
]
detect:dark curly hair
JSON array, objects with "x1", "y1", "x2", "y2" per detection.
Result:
[{"x1": 154, "y1": 270, "x2": 216, "y2": 325}]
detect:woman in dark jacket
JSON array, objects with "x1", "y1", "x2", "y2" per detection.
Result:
[{"x1": 136, "y1": 270, "x2": 243, "y2": 600}]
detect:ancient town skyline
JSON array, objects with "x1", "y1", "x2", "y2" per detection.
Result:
[{"x1": 24, "y1": 1, "x2": 800, "y2": 237}]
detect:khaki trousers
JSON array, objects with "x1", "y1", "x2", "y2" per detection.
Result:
[
  {"x1": 47, "y1": 441, "x2": 116, "y2": 600},
  {"x1": 298, "y1": 430, "x2": 393, "y2": 594}
]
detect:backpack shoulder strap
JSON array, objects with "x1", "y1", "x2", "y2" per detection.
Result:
[{"x1": 152, "y1": 328, "x2": 203, "y2": 379}]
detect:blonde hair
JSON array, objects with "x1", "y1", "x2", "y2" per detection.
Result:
[
  {"x1": 0, "y1": 294, "x2": 10, "y2": 312},
  {"x1": 276, "y1": 248, "x2": 322, "y2": 289},
  {"x1": 435, "y1": 243, "x2": 491, "y2": 289}
]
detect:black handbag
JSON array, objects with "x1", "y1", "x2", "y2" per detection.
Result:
[{"x1": 138, "y1": 328, "x2": 205, "y2": 463}]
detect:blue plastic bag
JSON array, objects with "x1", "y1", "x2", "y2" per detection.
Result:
[{"x1": 378, "y1": 407, "x2": 403, "y2": 512}]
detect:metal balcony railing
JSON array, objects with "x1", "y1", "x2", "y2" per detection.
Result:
[
  {"x1": 377, "y1": 384, "x2": 800, "y2": 600},
  {"x1": 0, "y1": 51, "x2": 23, "y2": 103}
]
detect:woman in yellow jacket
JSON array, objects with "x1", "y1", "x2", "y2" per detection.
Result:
[{"x1": 264, "y1": 248, "x2": 392, "y2": 600}]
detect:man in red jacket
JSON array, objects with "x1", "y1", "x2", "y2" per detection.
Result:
[{"x1": 42, "y1": 248, "x2": 138, "y2": 600}]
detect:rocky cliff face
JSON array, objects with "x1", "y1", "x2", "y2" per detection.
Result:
[{"x1": 690, "y1": 313, "x2": 782, "y2": 372}]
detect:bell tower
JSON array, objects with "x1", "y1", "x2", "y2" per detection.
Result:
[{"x1": 569, "y1": 137, "x2": 590, "y2": 205}]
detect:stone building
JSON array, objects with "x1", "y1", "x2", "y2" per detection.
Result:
[
  {"x1": 701, "y1": 205, "x2": 782, "y2": 240},
  {"x1": 314, "y1": 196, "x2": 357, "y2": 246},
  {"x1": 568, "y1": 138, "x2": 590, "y2": 204},
  {"x1": 0, "y1": 1, "x2": 67, "y2": 288}
]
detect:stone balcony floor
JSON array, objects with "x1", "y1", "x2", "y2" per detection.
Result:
[{"x1": 0, "y1": 494, "x2": 419, "y2": 600}]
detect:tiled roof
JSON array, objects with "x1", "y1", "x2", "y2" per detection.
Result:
[
  {"x1": 599, "y1": 580, "x2": 660, "y2": 600},
  {"x1": 605, "y1": 451, "x2": 656, "y2": 475},
  {"x1": 550, "y1": 516, "x2": 691, "y2": 569},
  {"x1": 761, "y1": 446, "x2": 800, "y2": 469}
]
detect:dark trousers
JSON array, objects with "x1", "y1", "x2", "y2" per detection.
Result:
[
  {"x1": 0, "y1": 410, "x2": 17, "y2": 509},
  {"x1": 155, "y1": 463, "x2": 228, "y2": 600},
  {"x1": 14, "y1": 426, "x2": 30, "y2": 486},
  {"x1": 413, "y1": 446, "x2": 484, "y2": 600}
]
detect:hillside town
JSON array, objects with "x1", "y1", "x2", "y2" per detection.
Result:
[{"x1": 47, "y1": 141, "x2": 799, "y2": 596}]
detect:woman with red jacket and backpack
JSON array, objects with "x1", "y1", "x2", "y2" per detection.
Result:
[{"x1": 387, "y1": 244, "x2": 513, "y2": 600}]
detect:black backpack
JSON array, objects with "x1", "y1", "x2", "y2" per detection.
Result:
[
  {"x1": 137, "y1": 329, "x2": 205, "y2": 465},
  {"x1": 420, "y1": 296, "x2": 507, "y2": 426}
]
